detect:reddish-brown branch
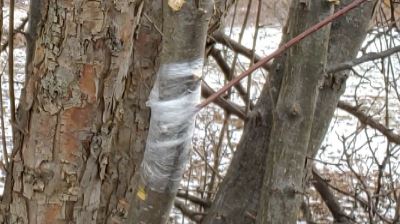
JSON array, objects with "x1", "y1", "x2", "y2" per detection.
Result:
[
  {"x1": 201, "y1": 82, "x2": 246, "y2": 119},
  {"x1": 209, "y1": 47, "x2": 254, "y2": 108},
  {"x1": 198, "y1": 0, "x2": 369, "y2": 110}
]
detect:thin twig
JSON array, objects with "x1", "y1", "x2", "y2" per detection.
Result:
[
  {"x1": 8, "y1": 0, "x2": 16, "y2": 143},
  {"x1": 0, "y1": 17, "x2": 28, "y2": 52},
  {"x1": 246, "y1": 0, "x2": 262, "y2": 114},
  {"x1": 0, "y1": 74, "x2": 9, "y2": 169},
  {"x1": 0, "y1": 0, "x2": 8, "y2": 169},
  {"x1": 201, "y1": 81, "x2": 245, "y2": 119}
]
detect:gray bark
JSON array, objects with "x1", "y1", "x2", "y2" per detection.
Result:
[
  {"x1": 304, "y1": 0, "x2": 376, "y2": 180},
  {"x1": 257, "y1": 1, "x2": 333, "y2": 222},
  {"x1": 202, "y1": 1, "x2": 375, "y2": 223}
]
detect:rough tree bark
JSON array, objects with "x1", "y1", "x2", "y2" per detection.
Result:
[
  {"x1": 202, "y1": 0, "x2": 375, "y2": 223},
  {"x1": 0, "y1": 0, "x2": 375, "y2": 223},
  {"x1": 0, "y1": 0, "x2": 227, "y2": 223},
  {"x1": 1, "y1": 0, "x2": 163, "y2": 223}
]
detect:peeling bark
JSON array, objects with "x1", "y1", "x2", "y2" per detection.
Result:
[
  {"x1": 0, "y1": 0, "x2": 237, "y2": 223},
  {"x1": 1, "y1": 0, "x2": 162, "y2": 223}
]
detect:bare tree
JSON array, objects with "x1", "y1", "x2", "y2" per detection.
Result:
[{"x1": 1, "y1": 0, "x2": 400, "y2": 223}]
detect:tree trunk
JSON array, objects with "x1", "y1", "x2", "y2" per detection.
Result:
[
  {"x1": 127, "y1": 1, "x2": 213, "y2": 223},
  {"x1": 257, "y1": 1, "x2": 333, "y2": 222},
  {"x1": 0, "y1": 0, "x2": 227, "y2": 223},
  {"x1": 0, "y1": 0, "x2": 376, "y2": 223},
  {"x1": 202, "y1": 1, "x2": 375, "y2": 223},
  {"x1": 1, "y1": 1, "x2": 164, "y2": 223}
]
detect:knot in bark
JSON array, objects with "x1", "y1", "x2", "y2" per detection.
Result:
[{"x1": 290, "y1": 102, "x2": 301, "y2": 117}]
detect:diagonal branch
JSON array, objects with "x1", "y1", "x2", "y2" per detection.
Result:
[
  {"x1": 1, "y1": 17, "x2": 28, "y2": 52},
  {"x1": 176, "y1": 190, "x2": 212, "y2": 208},
  {"x1": 312, "y1": 168, "x2": 356, "y2": 224},
  {"x1": 212, "y1": 32, "x2": 272, "y2": 71},
  {"x1": 327, "y1": 45, "x2": 400, "y2": 73},
  {"x1": 201, "y1": 82, "x2": 246, "y2": 119},
  {"x1": 337, "y1": 101, "x2": 400, "y2": 144},
  {"x1": 209, "y1": 47, "x2": 254, "y2": 109},
  {"x1": 213, "y1": 30, "x2": 400, "y2": 75},
  {"x1": 174, "y1": 199, "x2": 205, "y2": 223}
]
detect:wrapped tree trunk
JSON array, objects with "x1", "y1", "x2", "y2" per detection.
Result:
[
  {"x1": 0, "y1": 0, "x2": 233, "y2": 223},
  {"x1": 127, "y1": 1, "x2": 213, "y2": 223}
]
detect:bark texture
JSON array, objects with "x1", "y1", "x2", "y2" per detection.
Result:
[
  {"x1": 202, "y1": 1, "x2": 375, "y2": 223},
  {"x1": 0, "y1": 0, "x2": 235, "y2": 223},
  {"x1": 257, "y1": 1, "x2": 333, "y2": 223},
  {"x1": 0, "y1": 0, "x2": 376, "y2": 223},
  {"x1": 2, "y1": 1, "x2": 163, "y2": 223},
  {"x1": 304, "y1": 0, "x2": 375, "y2": 178}
]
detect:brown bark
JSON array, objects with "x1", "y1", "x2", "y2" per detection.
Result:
[
  {"x1": 1, "y1": 1, "x2": 163, "y2": 223},
  {"x1": 0, "y1": 0, "x2": 236, "y2": 223},
  {"x1": 0, "y1": 0, "x2": 377, "y2": 223}
]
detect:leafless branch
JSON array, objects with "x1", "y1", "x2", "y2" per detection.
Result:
[
  {"x1": 337, "y1": 101, "x2": 400, "y2": 144},
  {"x1": 327, "y1": 45, "x2": 400, "y2": 73},
  {"x1": 201, "y1": 82, "x2": 246, "y2": 119},
  {"x1": 312, "y1": 168, "x2": 356, "y2": 224},
  {"x1": 174, "y1": 199, "x2": 205, "y2": 223}
]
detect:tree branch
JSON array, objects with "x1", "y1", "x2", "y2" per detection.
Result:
[
  {"x1": 209, "y1": 46, "x2": 255, "y2": 109},
  {"x1": 1, "y1": 17, "x2": 28, "y2": 52},
  {"x1": 174, "y1": 199, "x2": 205, "y2": 223},
  {"x1": 201, "y1": 81, "x2": 246, "y2": 119},
  {"x1": 176, "y1": 190, "x2": 212, "y2": 208},
  {"x1": 198, "y1": 0, "x2": 369, "y2": 109},
  {"x1": 212, "y1": 32, "x2": 272, "y2": 71},
  {"x1": 312, "y1": 168, "x2": 355, "y2": 224},
  {"x1": 337, "y1": 101, "x2": 400, "y2": 144},
  {"x1": 327, "y1": 45, "x2": 400, "y2": 73}
]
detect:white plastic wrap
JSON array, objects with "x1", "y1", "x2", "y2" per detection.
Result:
[{"x1": 141, "y1": 59, "x2": 203, "y2": 193}]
